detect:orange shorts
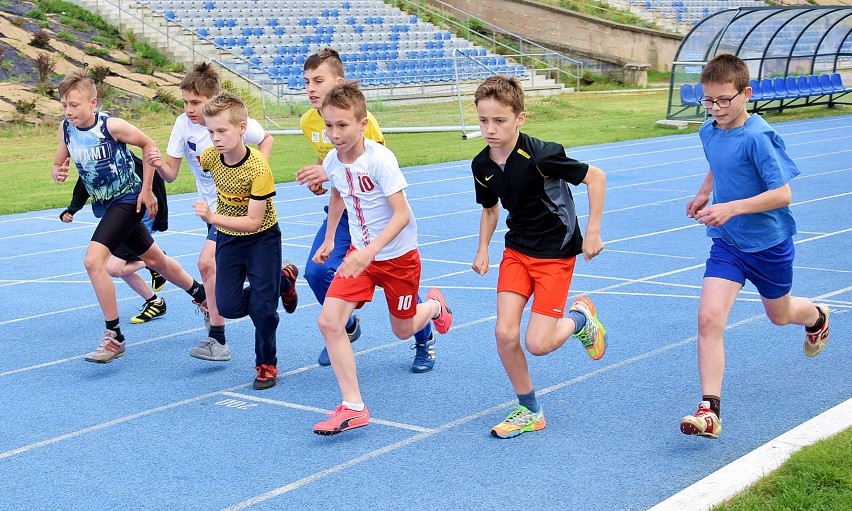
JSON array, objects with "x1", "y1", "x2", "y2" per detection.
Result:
[
  {"x1": 497, "y1": 247, "x2": 576, "y2": 318},
  {"x1": 326, "y1": 247, "x2": 422, "y2": 319}
]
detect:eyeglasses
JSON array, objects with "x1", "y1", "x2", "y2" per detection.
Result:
[{"x1": 701, "y1": 90, "x2": 743, "y2": 109}]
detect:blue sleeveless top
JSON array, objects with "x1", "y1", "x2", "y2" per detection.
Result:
[{"x1": 63, "y1": 112, "x2": 140, "y2": 217}]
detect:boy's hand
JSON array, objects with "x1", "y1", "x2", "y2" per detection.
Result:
[
  {"x1": 337, "y1": 248, "x2": 372, "y2": 279},
  {"x1": 686, "y1": 193, "x2": 710, "y2": 218},
  {"x1": 312, "y1": 240, "x2": 334, "y2": 265},
  {"x1": 581, "y1": 232, "x2": 604, "y2": 261},
  {"x1": 144, "y1": 147, "x2": 164, "y2": 169},
  {"x1": 138, "y1": 189, "x2": 158, "y2": 219},
  {"x1": 53, "y1": 157, "x2": 70, "y2": 184},
  {"x1": 60, "y1": 210, "x2": 74, "y2": 223},
  {"x1": 472, "y1": 251, "x2": 490, "y2": 275},
  {"x1": 296, "y1": 164, "x2": 329, "y2": 195},
  {"x1": 694, "y1": 203, "x2": 734, "y2": 227},
  {"x1": 193, "y1": 200, "x2": 212, "y2": 222}
]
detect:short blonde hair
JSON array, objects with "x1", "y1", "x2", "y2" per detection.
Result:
[
  {"x1": 202, "y1": 91, "x2": 247, "y2": 126},
  {"x1": 58, "y1": 69, "x2": 97, "y2": 101},
  {"x1": 474, "y1": 75, "x2": 525, "y2": 115},
  {"x1": 321, "y1": 80, "x2": 367, "y2": 121}
]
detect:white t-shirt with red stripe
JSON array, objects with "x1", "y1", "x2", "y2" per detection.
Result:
[{"x1": 323, "y1": 138, "x2": 418, "y2": 261}]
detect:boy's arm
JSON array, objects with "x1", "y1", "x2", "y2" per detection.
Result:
[
  {"x1": 66, "y1": 177, "x2": 90, "y2": 214},
  {"x1": 581, "y1": 164, "x2": 606, "y2": 261},
  {"x1": 256, "y1": 131, "x2": 273, "y2": 159},
  {"x1": 694, "y1": 183, "x2": 792, "y2": 228},
  {"x1": 104, "y1": 117, "x2": 158, "y2": 218},
  {"x1": 686, "y1": 169, "x2": 714, "y2": 218},
  {"x1": 337, "y1": 190, "x2": 410, "y2": 279},
  {"x1": 472, "y1": 203, "x2": 500, "y2": 275},
  {"x1": 194, "y1": 198, "x2": 267, "y2": 233},
  {"x1": 51, "y1": 124, "x2": 71, "y2": 184},
  {"x1": 296, "y1": 156, "x2": 330, "y2": 196},
  {"x1": 150, "y1": 155, "x2": 183, "y2": 183},
  {"x1": 313, "y1": 188, "x2": 345, "y2": 264}
]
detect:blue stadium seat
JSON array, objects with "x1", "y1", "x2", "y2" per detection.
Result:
[
  {"x1": 693, "y1": 83, "x2": 704, "y2": 103},
  {"x1": 772, "y1": 77, "x2": 789, "y2": 99},
  {"x1": 785, "y1": 76, "x2": 801, "y2": 97},
  {"x1": 796, "y1": 75, "x2": 811, "y2": 96},
  {"x1": 269, "y1": 18, "x2": 278, "y2": 27},
  {"x1": 819, "y1": 74, "x2": 833, "y2": 93},
  {"x1": 830, "y1": 73, "x2": 850, "y2": 92},
  {"x1": 197, "y1": 27, "x2": 209, "y2": 38},
  {"x1": 749, "y1": 79, "x2": 762, "y2": 101},
  {"x1": 165, "y1": 10, "x2": 176, "y2": 21},
  {"x1": 760, "y1": 78, "x2": 776, "y2": 100},
  {"x1": 680, "y1": 83, "x2": 699, "y2": 106},
  {"x1": 809, "y1": 74, "x2": 823, "y2": 93}
]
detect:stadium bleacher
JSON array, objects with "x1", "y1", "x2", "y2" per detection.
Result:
[{"x1": 136, "y1": 0, "x2": 527, "y2": 92}]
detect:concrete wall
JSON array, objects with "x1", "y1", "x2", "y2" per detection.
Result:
[{"x1": 425, "y1": 0, "x2": 683, "y2": 71}]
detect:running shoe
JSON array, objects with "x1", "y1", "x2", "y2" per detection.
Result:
[
  {"x1": 427, "y1": 287, "x2": 453, "y2": 334},
  {"x1": 411, "y1": 334, "x2": 436, "y2": 373},
  {"x1": 569, "y1": 296, "x2": 607, "y2": 360},
  {"x1": 490, "y1": 405, "x2": 546, "y2": 439},
  {"x1": 803, "y1": 304, "x2": 830, "y2": 357},
  {"x1": 189, "y1": 337, "x2": 231, "y2": 362},
  {"x1": 680, "y1": 401, "x2": 721, "y2": 439},
  {"x1": 84, "y1": 330, "x2": 125, "y2": 363},
  {"x1": 318, "y1": 316, "x2": 361, "y2": 366},
  {"x1": 148, "y1": 267, "x2": 166, "y2": 292},
  {"x1": 130, "y1": 298, "x2": 166, "y2": 324},
  {"x1": 194, "y1": 300, "x2": 210, "y2": 331},
  {"x1": 280, "y1": 261, "x2": 299, "y2": 314},
  {"x1": 253, "y1": 364, "x2": 278, "y2": 390},
  {"x1": 313, "y1": 404, "x2": 370, "y2": 435}
]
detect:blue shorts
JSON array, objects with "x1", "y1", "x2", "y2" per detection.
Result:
[
  {"x1": 206, "y1": 223, "x2": 218, "y2": 242},
  {"x1": 704, "y1": 237, "x2": 794, "y2": 299}
]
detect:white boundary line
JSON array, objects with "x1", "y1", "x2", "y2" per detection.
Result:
[{"x1": 648, "y1": 398, "x2": 852, "y2": 511}]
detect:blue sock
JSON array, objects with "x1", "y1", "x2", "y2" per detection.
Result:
[
  {"x1": 414, "y1": 294, "x2": 433, "y2": 341},
  {"x1": 518, "y1": 390, "x2": 539, "y2": 413},
  {"x1": 568, "y1": 310, "x2": 586, "y2": 335}
]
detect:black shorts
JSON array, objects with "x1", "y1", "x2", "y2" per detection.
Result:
[
  {"x1": 91, "y1": 202, "x2": 154, "y2": 256},
  {"x1": 112, "y1": 244, "x2": 142, "y2": 263}
]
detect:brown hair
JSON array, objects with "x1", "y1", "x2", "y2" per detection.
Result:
[
  {"x1": 179, "y1": 62, "x2": 220, "y2": 98},
  {"x1": 304, "y1": 47, "x2": 345, "y2": 78},
  {"x1": 700, "y1": 54, "x2": 750, "y2": 92},
  {"x1": 321, "y1": 80, "x2": 367, "y2": 120},
  {"x1": 58, "y1": 69, "x2": 97, "y2": 100},
  {"x1": 202, "y1": 91, "x2": 247, "y2": 126},
  {"x1": 474, "y1": 75, "x2": 525, "y2": 114}
]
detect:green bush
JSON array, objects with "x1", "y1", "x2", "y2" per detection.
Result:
[{"x1": 56, "y1": 30, "x2": 76, "y2": 43}]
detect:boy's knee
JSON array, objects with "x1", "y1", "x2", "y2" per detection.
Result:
[
  {"x1": 198, "y1": 256, "x2": 215, "y2": 280},
  {"x1": 766, "y1": 310, "x2": 790, "y2": 326},
  {"x1": 317, "y1": 314, "x2": 343, "y2": 338},
  {"x1": 525, "y1": 339, "x2": 549, "y2": 357},
  {"x1": 495, "y1": 326, "x2": 521, "y2": 348}
]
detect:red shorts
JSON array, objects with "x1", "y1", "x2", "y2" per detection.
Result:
[
  {"x1": 497, "y1": 247, "x2": 576, "y2": 318},
  {"x1": 326, "y1": 247, "x2": 422, "y2": 320}
]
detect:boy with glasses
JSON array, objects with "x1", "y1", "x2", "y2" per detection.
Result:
[{"x1": 681, "y1": 54, "x2": 830, "y2": 439}]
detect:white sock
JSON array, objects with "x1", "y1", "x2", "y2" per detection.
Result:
[
  {"x1": 431, "y1": 298, "x2": 442, "y2": 319},
  {"x1": 342, "y1": 400, "x2": 364, "y2": 411}
]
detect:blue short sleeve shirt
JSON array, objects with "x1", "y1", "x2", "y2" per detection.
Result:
[{"x1": 699, "y1": 114, "x2": 799, "y2": 252}]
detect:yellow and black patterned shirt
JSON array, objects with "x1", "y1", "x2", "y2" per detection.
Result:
[{"x1": 200, "y1": 146, "x2": 278, "y2": 236}]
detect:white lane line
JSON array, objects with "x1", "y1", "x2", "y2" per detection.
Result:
[
  {"x1": 220, "y1": 392, "x2": 435, "y2": 433},
  {"x1": 648, "y1": 398, "x2": 852, "y2": 511}
]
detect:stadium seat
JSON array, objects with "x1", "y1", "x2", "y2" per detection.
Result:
[
  {"x1": 830, "y1": 73, "x2": 850, "y2": 92},
  {"x1": 796, "y1": 75, "x2": 811, "y2": 96},
  {"x1": 760, "y1": 78, "x2": 776, "y2": 100},
  {"x1": 772, "y1": 77, "x2": 788, "y2": 99},
  {"x1": 680, "y1": 83, "x2": 699, "y2": 106},
  {"x1": 748, "y1": 79, "x2": 762, "y2": 101},
  {"x1": 819, "y1": 74, "x2": 833, "y2": 94},
  {"x1": 809, "y1": 74, "x2": 823, "y2": 94},
  {"x1": 785, "y1": 76, "x2": 801, "y2": 98}
]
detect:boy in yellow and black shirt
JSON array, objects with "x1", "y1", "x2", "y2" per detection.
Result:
[{"x1": 193, "y1": 91, "x2": 291, "y2": 390}]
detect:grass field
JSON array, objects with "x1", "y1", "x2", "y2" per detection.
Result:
[{"x1": 1, "y1": 89, "x2": 849, "y2": 509}]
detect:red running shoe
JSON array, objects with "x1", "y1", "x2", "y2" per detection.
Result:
[
  {"x1": 313, "y1": 404, "x2": 370, "y2": 435},
  {"x1": 253, "y1": 364, "x2": 278, "y2": 390},
  {"x1": 280, "y1": 261, "x2": 299, "y2": 314},
  {"x1": 427, "y1": 287, "x2": 453, "y2": 334}
]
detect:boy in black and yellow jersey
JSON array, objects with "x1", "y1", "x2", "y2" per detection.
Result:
[{"x1": 192, "y1": 92, "x2": 289, "y2": 390}]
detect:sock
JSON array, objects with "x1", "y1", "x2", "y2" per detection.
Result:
[
  {"x1": 805, "y1": 306, "x2": 825, "y2": 332},
  {"x1": 105, "y1": 318, "x2": 124, "y2": 343},
  {"x1": 568, "y1": 310, "x2": 587, "y2": 335},
  {"x1": 431, "y1": 298, "x2": 442, "y2": 319},
  {"x1": 208, "y1": 325, "x2": 226, "y2": 345},
  {"x1": 188, "y1": 280, "x2": 206, "y2": 303},
  {"x1": 345, "y1": 316, "x2": 356, "y2": 332},
  {"x1": 518, "y1": 390, "x2": 539, "y2": 413},
  {"x1": 342, "y1": 400, "x2": 365, "y2": 412},
  {"x1": 147, "y1": 295, "x2": 160, "y2": 304},
  {"x1": 703, "y1": 395, "x2": 721, "y2": 417},
  {"x1": 414, "y1": 295, "x2": 433, "y2": 341}
]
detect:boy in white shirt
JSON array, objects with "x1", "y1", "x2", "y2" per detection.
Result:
[
  {"x1": 145, "y1": 63, "x2": 298, "y2": 362},
  {"x1": 311, "y1": 82, "x2": 454, "y2": 435}
]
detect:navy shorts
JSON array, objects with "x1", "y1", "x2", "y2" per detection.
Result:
[
  {"x1": 704, "y1": 237, "x2": 794, "y2": 299},
  {"x1": 206, "y1": 223, "x2": 218, "y2": 242}
]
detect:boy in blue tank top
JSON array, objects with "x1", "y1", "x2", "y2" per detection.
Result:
[
  {"x1": 51, "y1": 70, "x2": 207, "y2": 363},
  {"x1": 680, "y1": 54, "x2": 831, "y2": 439}
]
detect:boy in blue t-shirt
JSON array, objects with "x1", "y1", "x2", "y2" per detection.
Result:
[{"x1": 680, "y1": 54, "x2": 830, "y2": 439}]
